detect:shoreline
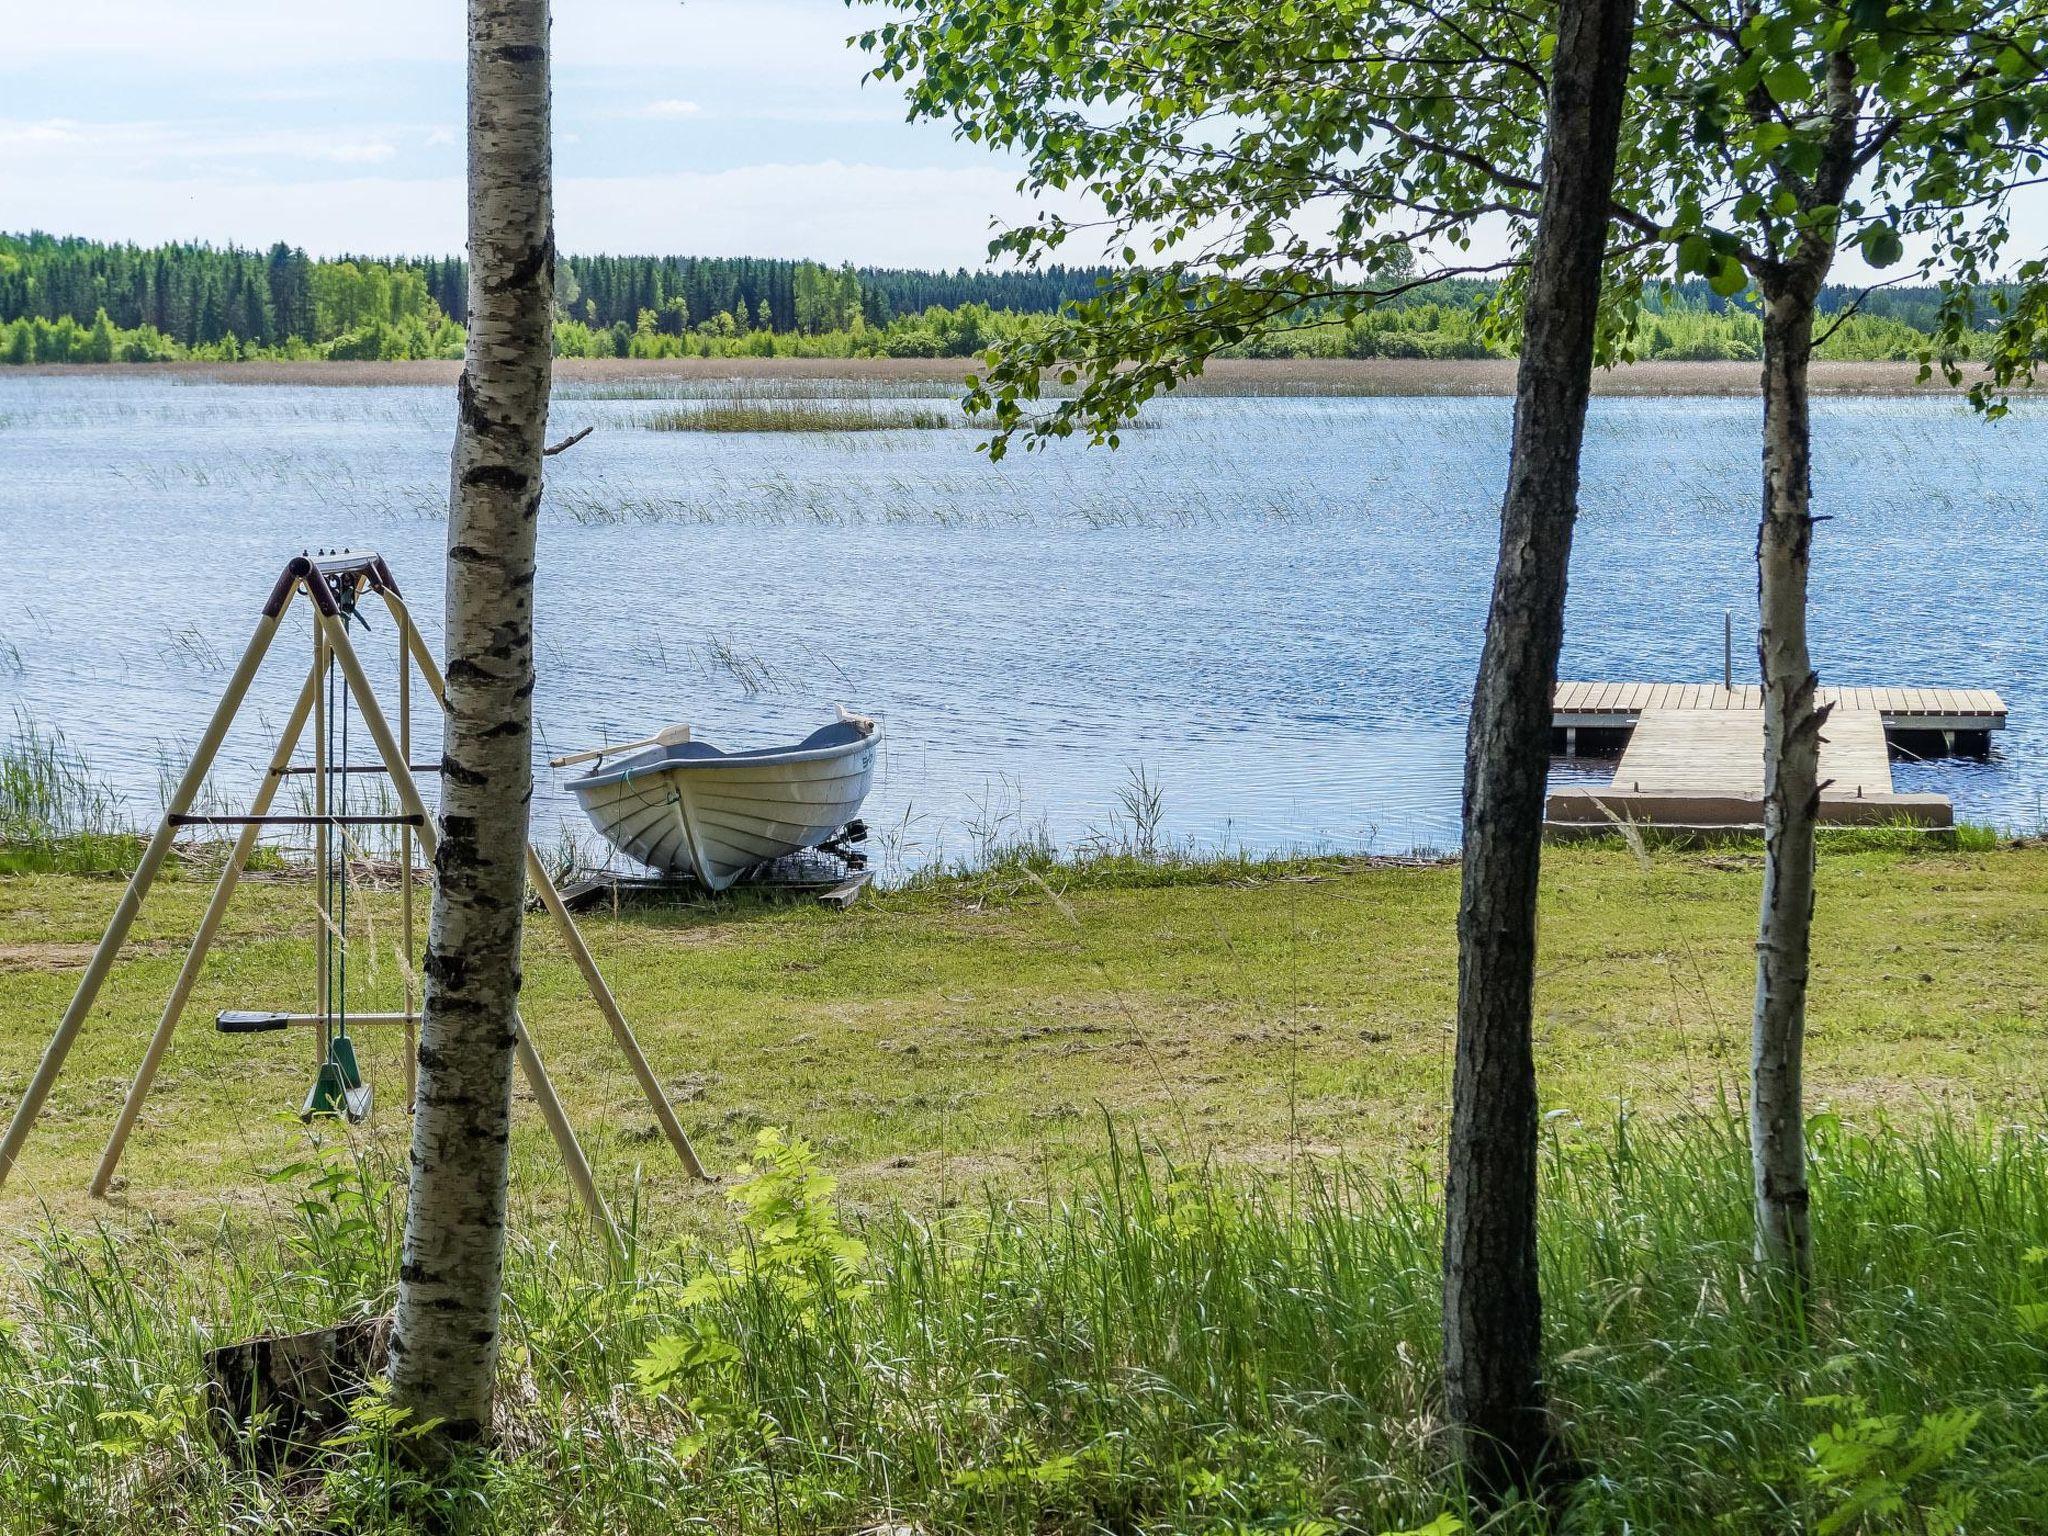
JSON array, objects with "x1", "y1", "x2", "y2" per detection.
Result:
[{"x1": 4, "y1": 355, "x2": 1992, "y2": 396}]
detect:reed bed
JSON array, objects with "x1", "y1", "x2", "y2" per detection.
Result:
[
  {"x1": 1, "y1": 1114, "x2": 2044, "y2": 1533},
  {"x1": 630, "y1": 388, "x2": 1161, "y2": 434},
  {"x1": 0, "y1": 715, "x2": 280, "y2": 876},
  {"x1": 559, "y1": 376, "x2": 971, "y2": 402},
  {"x1": 642, "y1": 396, "x2": 975, "y2": 433},
  {"x1": 0, "y1": 714, "x2": 139, "y2": 875}
]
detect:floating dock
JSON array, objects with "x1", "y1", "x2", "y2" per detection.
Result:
[{"x1": 1546, "y1": 682, "x2": 2007, "y2": 834}]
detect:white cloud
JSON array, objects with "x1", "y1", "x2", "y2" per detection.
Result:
[
  {"x1": 6, "y1": 1, "x2": 457, "y2": 68},
  {"x1": 0, "y1": 161, "x2": 1091, "y2": 266},
  {"x1": 0, "y1": 117, "x2": 400, "y2": 167},
  {"x1": 556, "y1": 161, "x2": 1078, "y2": 265},
  {"x1": 7, "y1": 1, "x2": 870, "y2": 78},
  {"x1": 637, "y1": 99, "x2": 702, "y2": 119}
]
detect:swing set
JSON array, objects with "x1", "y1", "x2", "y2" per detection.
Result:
[{"x1": 0, "y1": 551, "x2": 709, "y2": 1228}]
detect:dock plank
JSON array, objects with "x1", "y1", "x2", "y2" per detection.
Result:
[
  {"x1": 1612, "y1": 708, "x2": 1894, "y2": 801},
  {"x1": 1556, "y1": 681, "x2": 2001, "y2": 730},
  {"x1": 1820, "y1": 711, "x2": 1893, "y2": 798},
  {"x1": 1617, "y1": 709, "x2": 1764, "y2": 796}
]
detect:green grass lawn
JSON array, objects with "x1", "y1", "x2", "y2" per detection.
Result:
[
  {"x1": 2, "y1": 843, "x2": 2043, "y2": 1237},
  {"x1": 5, "y1": 844, "x2": 2048, "y2": 1533}
]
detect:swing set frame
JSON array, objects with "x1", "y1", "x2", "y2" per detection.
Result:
[{"x1": 0, "y1": 551, "x2": 708, "y2": 1230}]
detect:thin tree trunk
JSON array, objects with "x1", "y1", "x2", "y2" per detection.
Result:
[
  {"x1": 1443, "y1": 0, "x2": 1634, "y2": 1497},
  {"x1": 1750, "y1": 291, "x2": 1822, "y2": 1285},
  {"x1": 387, "y1": 0, "x2": 554, "y2": 1441},
  {"x1": 1746, "y1": 50, "x2": 1856, "y2": 1291}
]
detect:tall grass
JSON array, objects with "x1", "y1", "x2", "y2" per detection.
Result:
[
  {"x1": 4, "y1": 1113, "x2": 2044, "y2": 1533},
  {"x1": 643, "y1": 395, "x2": 973, "y2": 433},
  {"x1": 632, "y1": 387, "x2": 1155, "y2": 433},
  {"x1": 0, "y1": 715, "x2": 296, "y2": 876},
  {"x1": 0, "y1": 713, "x2": 140, "y2": 874},
  {"x1": 559, "y1": 376, "x2": 972, "y2": 402}
]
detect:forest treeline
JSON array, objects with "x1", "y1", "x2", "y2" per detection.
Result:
[
  {"x1": 0, "y1": 232, "x2": 1111, "y2": 362},
  {"x1": 0, "y1": 229, "x2": 1996, "y2": 367}
]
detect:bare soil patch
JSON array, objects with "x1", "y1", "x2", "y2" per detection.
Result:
[{"x1": 0, "y1": 939, "x2": 174, "y2": 972}]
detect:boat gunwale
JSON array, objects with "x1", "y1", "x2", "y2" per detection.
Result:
[{"x1": 569, "y1": 722, "x2": 881, "y2": 793}]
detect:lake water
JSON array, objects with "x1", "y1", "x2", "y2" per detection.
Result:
[{"x1": 2, "y1": 374, "x2": 2044, "y2": 873}]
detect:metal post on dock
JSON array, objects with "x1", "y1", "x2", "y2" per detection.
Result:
[{"x1": 1723, "y1": 610, "x2": 1733, "y2": 691}]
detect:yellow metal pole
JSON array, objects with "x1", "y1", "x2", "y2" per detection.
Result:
[
  {"x1": 92, "y1": 657, "x2": 323, "y2": 1196},
  {"x1": 377, "y1": 587, "x2": 708, "y2": 1183},
  {"x1": 0, "y1": 601, "x2": 292, "y2": 1192},
  {"x1": 526, "y1": 851, "x2": 710, "y2": 1180},
  {"x1": 317, "y1": 608, "x2": 616, "y2": 1237},
  {"x1": 313, "y1": 615, "x2": 330, "y2": 1073}
]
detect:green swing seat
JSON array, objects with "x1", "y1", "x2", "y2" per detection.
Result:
[{"x1": 302, "y1": 1032, "x2": 374, "y2": 1123}]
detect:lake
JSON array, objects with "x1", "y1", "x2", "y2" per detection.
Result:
[{"x1": 2, "y1": 372, "x2": 2043, "y2": 874}]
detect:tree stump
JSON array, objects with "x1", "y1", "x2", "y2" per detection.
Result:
[{"x1": 203, "y1": 1315, "x2": 391, "y2": 1467}]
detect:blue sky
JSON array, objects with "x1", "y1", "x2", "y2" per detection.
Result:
[
  {"x1": 6, "y1": 3, "x2": 2040, "y2": 278},
  {"x1": 2, "y1": 0, "x2": 1042, "y2": 264}
]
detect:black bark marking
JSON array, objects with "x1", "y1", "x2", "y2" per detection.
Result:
[
  {"x1": 455, "y1": 370, "x2": 488, "y2": 435},
  {"x1": 444, "y1": 658, "x2": 504, "y2": 688},
  {"x1": 462, "y1": 463, "x2": 531, "y2": 493},
  {"x1": 504, "y1": 231, "x2": 552, "y2": 291},
  {"x1": 422, "y1": 948, "x2": 470, "y2": 989},
  {"x1": 440, "y1": 755, "x2": 487, "y2": 788}
]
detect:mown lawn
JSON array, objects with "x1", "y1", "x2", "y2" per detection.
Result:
[{"x1": 1, "y1": 842, "x2": 2043, "y2": 1237}]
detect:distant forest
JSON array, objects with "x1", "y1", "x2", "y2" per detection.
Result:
[
  {"x1": 0, "y1": 229, "x2": 1997, "y2": 366},
  {"x1": 0, "y1": 231, "x2": 1110, "y2": 355}
]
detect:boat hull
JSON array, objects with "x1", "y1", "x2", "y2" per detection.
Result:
[{"x1": 568, "y1": 719, "x2": 879, "y2": 890}]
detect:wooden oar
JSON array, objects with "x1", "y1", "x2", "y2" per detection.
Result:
[{"x1": 550, "y1": 723, "x2": 690, "y2": 770}]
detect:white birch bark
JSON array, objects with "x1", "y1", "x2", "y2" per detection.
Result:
[
  {"x1": 1748, "y1": 51, "x2": 1858, "y2": 1288},
  {"x1": 387, "y1": 0, "x2": 554, "y2": 1439},
  {"x1": 1751, "y1": 291, "x2": 1821, "y2": 1282}
]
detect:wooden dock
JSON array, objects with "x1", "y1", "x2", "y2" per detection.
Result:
[
  {"x1": 1553, "y1": 682, "x2": 2008, "y2": 734},
  {"x1": 1546, "y1": 681, "x2": 2006, "y2": 834}
]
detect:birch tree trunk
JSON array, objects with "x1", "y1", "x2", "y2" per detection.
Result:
[
  {"x1": 1747, "y1": 52, "x2": 1856, "y2": 1291},
  {"x1": 387, "y1": 0, "x2": 554, "y2": 1441},
  {"x1": 1442, "y1": 0, "x2": 1634, "y2": 1497},
  {"x1": 1750, "y1": 291, "x2": 1823, "y2": 1283}
]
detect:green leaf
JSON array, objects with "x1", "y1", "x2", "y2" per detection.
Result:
[
  {"x1": 1860, "y1": 224, "x2": 1905, "y2": 268},
  {"x1": 1379, "y1": 1517, "x2": 1464, "y2": 1536},
  {"x1": 1765, "y1": 60, "x2": 1812, "y2": 103},
  {"x1": 1708, "y1": 255, "x2": 1750, "y2": 298}
]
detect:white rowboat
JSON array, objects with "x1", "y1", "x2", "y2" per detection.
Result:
[{"x1": 566, "y1": 714, "x2": 880, "y2": 890}]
